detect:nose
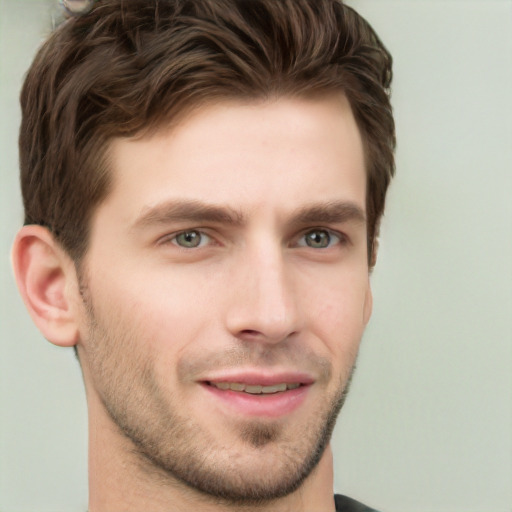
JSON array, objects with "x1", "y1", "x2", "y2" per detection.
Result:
[{"x1": 224, "y1": 244, "x2": 302, "y2": 344}]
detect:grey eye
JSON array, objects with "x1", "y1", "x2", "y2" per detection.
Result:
[
  {"x1": 174, "y1": 230, "x2": 204, "y2": 248},
  {"x1": 303, "y1": 230, "x2": 332, "y2": 248}
]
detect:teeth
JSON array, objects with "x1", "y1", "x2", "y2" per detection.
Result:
[
  {"x1": 245, "y1": 385, "x2": 263, "y2": 394},
  {"x1": 262, "y1": 383, "x2": 287, "y2": 393},
  {"x1": 210, "y1": 382, "x2": 301, "y2": 394}
]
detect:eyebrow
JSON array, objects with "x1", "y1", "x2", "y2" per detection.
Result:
[
  {"x1": 291, "y1": 200, "x2": 366, "y2": 226},
  {"x1": 131, "y1": 199, "x2": 246, "y2": 231},
  {"x1": 131, "y1": 199, "x2": 366, "y2": 232}
]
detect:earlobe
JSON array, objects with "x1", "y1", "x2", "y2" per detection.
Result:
[{"x1": 11, "y1": 225, "x2": 80, "y2": 347}]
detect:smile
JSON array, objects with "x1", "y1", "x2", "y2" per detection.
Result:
[
  {"x1": 202, "y1": 378, "x2": 311, "y2": 417},
  {"x1": 208, "y1": 382, "x2": 301, "y2": 394}
]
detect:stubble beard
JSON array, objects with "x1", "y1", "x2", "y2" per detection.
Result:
[{"x1": 81, "y1": 289, "x2": 356, "y2": 507}]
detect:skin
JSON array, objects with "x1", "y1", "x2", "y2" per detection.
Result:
[{"x1": 13, "y1": 94, "x2": 372, "y2": 512}]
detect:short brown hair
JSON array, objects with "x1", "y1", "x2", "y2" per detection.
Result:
[{"x1": 19, "y1": 0, "x2": 395, "y2": 265}]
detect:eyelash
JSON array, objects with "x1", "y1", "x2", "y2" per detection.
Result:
[{"x1": 159, "y1": 228, "x2": 348, "y2": 250}]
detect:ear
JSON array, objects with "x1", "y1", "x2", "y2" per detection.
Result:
[
  {"x1": 363, "y1": 279, "x2": 373, "y2": 326},
  {"x1": 364, "y1": 236, "x2": 377, "y2": 325},
  {"x1": 369, "y1": 237, "x2": 379, "y2": 270},
  {"x1": 11, "y1": 225, "x2": 80, "y2": 347}
]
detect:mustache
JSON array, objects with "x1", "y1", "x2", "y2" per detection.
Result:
[{"x1": 177, "y1": 343, "x2": 333, "y2": 382}]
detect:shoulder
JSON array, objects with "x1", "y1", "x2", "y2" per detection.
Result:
[{"x1": 334, "y1": 494, "x2": 382, "y2": 512}]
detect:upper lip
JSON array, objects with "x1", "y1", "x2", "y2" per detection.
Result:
[{"x1": 201, "y1": 370, "x2": 314, "y2": 386}]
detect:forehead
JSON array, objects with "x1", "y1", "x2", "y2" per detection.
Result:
[{"x1": 99, "y1": 94, "x2": 366, "y2": 226}]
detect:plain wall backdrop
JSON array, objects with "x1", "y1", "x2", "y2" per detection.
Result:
[{"x1": 1, "y1": 1, "x2": 511, "y2": 511}]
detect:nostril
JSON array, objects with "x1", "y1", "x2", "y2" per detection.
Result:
[{"x1": 240, "y1": 329, "x2": 260, "y2": 336}]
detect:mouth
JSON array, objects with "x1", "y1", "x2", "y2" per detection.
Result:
[
  {"x1": 206, "y1": 381, "x2": 302, "y2": 394},
  {"x1": 200, "y1": 375, "x2": 312, "y2": 417}
]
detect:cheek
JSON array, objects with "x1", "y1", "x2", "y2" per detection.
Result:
[
  {"x1": 88, "y1": 265, "x2": 222, "y2": 362},
  {"x1": 301, "y1": 270, "x2": 369, "y2": 358}
]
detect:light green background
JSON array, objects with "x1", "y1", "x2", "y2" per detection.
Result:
[{"x1": 1, "y1": 1, "x2": 511, "y2": 511}]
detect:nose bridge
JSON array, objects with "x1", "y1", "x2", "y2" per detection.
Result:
[{"x1": 225, "y1": 238, "x2": 300, "y2": 342}]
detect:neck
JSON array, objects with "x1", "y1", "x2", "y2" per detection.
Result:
[{"x1": 87, "y1": 396, "x2": 336, "y2": 512}]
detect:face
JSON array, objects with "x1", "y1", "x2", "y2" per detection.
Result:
[{"x1": 77, "y1": 95, "x2": 372, "y2": 504}]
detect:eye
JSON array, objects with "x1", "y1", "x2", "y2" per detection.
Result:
[
  {"x1": 297, "y1": 229, "x2": 343, "y2": 249},
  {"x1": 172, "y1": 230, "x2": 210, "y2": 248}
]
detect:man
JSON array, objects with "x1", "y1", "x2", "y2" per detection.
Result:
[{"x1": 11, "y1": 0, "x2": 395, "y2": 510}]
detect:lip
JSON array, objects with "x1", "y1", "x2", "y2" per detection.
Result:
[
  {"x1": 204, "y1": 370, "x2": 315, "y2": 387},
  {"x1": 200, "y1": 370, "x2": 314, "y2": 418}
]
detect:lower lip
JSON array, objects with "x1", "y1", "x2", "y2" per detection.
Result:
[{"x1": 202, "y1": 383, "x2": 310, "y2": 418}]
